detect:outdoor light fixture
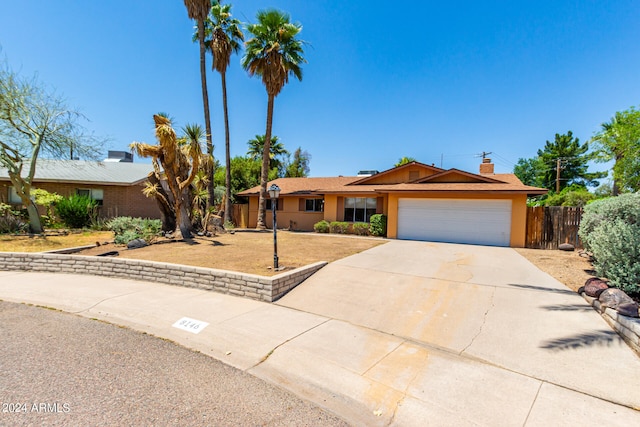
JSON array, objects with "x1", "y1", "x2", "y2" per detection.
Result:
[{"x1": 268, "y1": 184, "x2": 281, "y2": 270}]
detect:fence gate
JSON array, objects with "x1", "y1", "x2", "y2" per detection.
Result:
[{"x1": 525, "y1": 206, "x2": 583, "y2": 249}]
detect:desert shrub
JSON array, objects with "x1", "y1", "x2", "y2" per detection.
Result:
[
  {"x1": 89, "y1": 217, "x2": 109, "y2": 231},
  {"x1": 329, "y1": 221, "x2": 349, "y2": 234},
  {"x1": 0, "y1": 203, "x2": 27, "y2": 233},
  {"x1": 353, "y1": 222, "x2": 370, "y2": 236},
  {"x1": 54, "y1": 195, "x2": 98, "y2": 229},
  {"x1": 107, "y1": 216, "x2": 162, "y2": 245},
  {"x1": 579, "y1": 194, "x2": 640, "y2": 250},
  {"x1": 31, "y1": 189, "x2": 63, "y2": 227},
  {"x1": 585, "y1": 220, "x2": 640, "y2": 294},
  {"x1": 313, "y1": 220, "x2": 330, "y2": 233},
  {"x1": 369, "y1": 214, "x2": 387, "y2": 237},
  {"x1": 579, "y1": 194, "x2": 640, "y2": 295}
]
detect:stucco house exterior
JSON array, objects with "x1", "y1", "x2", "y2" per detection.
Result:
[
  {"x1": 237, "y1": 160, "x2": 547, "y2": 247},
  {"x1": 0, "y1": 159, "x2": 159, "y2": 219}
]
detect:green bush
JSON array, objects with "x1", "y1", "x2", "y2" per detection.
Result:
[
  {"x1": 31, "y1": 189, "x2": 63, "y2": 227},
  {"x1": 0, "y1": 203, "x2": 27, "y2": 233},
  {"x1": 329, "y1": 221, "x2": 349, "y2": 234},
  {"x1": 579, "y1": 194, "x2": 640, "y2": 295},
  {"x1": 313, "y1": 220, "x2": 330, "y2": 233},
  {"x1": 107, "y1": 216, "x2": 162, "y2": 245},
  {"x1": 579, "y1": 194, "x2": 640, "y2": 246},
  {"x1": 544, "y1": 186, "x2": 596, "y2": 207},
  {"x1": 353, "y1": 222, "x2": 370, "y2": 236},
  {"x1": 369, "y1": 214, "x2": 387, "y2": 237},
  {"x1": 55, "y1": 195, "x2": 98, "y2": 229}
]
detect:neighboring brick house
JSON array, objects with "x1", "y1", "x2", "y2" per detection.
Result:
[
  {"x1": 0, "y1": 159, "x2": 159, "y2": 219},
  {"x1": 237, "y1": 160, "x2": 547, "y2": 247}
]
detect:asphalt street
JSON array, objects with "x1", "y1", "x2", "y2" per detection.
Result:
[{"x1": 0, "y1": 301, "x2": 348, "y2": 427}]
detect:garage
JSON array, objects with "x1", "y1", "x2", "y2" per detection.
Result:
[{"x1": 397, "y1": 198, "x2": 512, "y2": 246}]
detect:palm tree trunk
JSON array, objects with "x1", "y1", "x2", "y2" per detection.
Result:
[
  {"x1": 256, "y1": 94, "x2": 275, "y2": 229},
  {"x1": 222, "y1": 71, "x2": 232, "y2": 225},
  {"x1": 197, "y1": 19, "x2": 215, "y2": 212}
]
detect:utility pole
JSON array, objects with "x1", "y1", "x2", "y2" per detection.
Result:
[{"x1": 556, "y1": 158, "x2": 562, "y2": 193}]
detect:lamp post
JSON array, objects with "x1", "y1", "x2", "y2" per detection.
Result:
[{"x1": 268, "y1": 184, "x2": 281, "y2": 270}]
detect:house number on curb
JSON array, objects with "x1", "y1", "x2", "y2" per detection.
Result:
[{"x1": 172, "y1": 317, "x2": 209, "y2": 334}]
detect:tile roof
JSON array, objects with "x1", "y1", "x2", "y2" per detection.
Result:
[
  {"x1": 236, "y1": 171, "x2": 547, "y2": 196},
  {"x1": 416, "y1": 168, "x2": 505, "y2": 184},
  {"x1": 237, "y1": 176, "x2": 361, "y2": 196},
  {"x1": 0, "y1": 159, "x2": 153, "y2": 186},
  {"x1": 348, "y1": 161, "x2": 444, "y2": 185}
]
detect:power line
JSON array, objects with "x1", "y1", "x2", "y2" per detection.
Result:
[{"x1": 492, "y1": 152, "x2": 516, "y2": 167}]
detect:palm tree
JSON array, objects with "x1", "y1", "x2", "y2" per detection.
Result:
[
  {"x1": 183, "y1": 0, "x2": 215, "y2": 211},
  {"x1": 247, "y1": 134, "x2": 288, "y2": 171},
  {"x1": 395, "y1": 156, "x2": 417, "y2": 167},
  {"x1": 242, "y1": 9, "x2": 306, "y2": 229},
  {"x1": 204, "y1": 1, "x2": 244, "y2": 225}
]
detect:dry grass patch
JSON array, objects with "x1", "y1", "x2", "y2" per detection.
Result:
[
  {"x1": 75, "y1": 231, "x2": 386, "y2": 276},
  {"x1": 515, "y1": 248, "x2": 595, "y2": 292},
  {"x1": 0, "y1": 231, "x2": 113, "y2": 253}
]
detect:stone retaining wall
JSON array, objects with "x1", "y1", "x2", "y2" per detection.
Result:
[
  {"x1": 0, "y1": 252, "x2": 326, "y2": 303},
  {"x1": 582, "y1": 292, "x2": 640, "y2": 354}
]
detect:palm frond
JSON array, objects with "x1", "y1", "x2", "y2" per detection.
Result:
[
  {"x1": 242, "y1": 8, "x2": 306, "y2": 97},
  {"x1": 183, "y1": 0, "x2": 209, "y2": 21}
]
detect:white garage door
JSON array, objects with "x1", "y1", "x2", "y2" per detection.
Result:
[{"x1": 397, "y1": 198, "x2": 512, "y2": 246}]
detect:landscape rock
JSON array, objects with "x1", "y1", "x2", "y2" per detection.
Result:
[
  {"x1": 558, "y1": 243, "x2": 575, "y2": 251},
  {"x1": 583, "y1": 278, "x2": 609, "y2": 298},
  {"x1": 599, "y1": 288, "x2": 639, "y2": 318},
  {"x1": 206, "y1": 215, "x2": 224, "y2": 233},
  {"x1": 127, "y1": 238, "x2": 148, "y2": 249},
  {"x1": 617, "y1": 303, "x2": 640, "y2": 318}
]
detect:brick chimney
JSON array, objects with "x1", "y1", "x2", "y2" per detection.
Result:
[{"x1": 479, "y1": 158, "x2": 494, "y2": 174}]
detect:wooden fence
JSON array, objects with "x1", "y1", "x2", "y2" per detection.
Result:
[
  {"x1": 231, "y1": 204, "x2": 249, "y2": 228},
  {"x1": 525, "y1": 206, "x2": 583, "y2": 249}
]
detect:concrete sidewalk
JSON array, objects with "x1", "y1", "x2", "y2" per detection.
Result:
[{"x1": 1, "y1": 241, "x2": 639, "y2": 425}]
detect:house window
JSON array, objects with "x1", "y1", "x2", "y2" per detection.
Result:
[
  {"x1": 8, "y1": 187, "x2": 23, "y2": 204},
  {"x1": 266, "y1": 199, "x2": 281, "y2": 210},
  {"x1": 344, "y1": 197, "x2": 376, "y2": 222},
  {"x1": 305, "y1": 198, "x2": 324, "y2": 212},
  {"x1": 77, "y1": 188, "x2": 104, "y2": 206}
]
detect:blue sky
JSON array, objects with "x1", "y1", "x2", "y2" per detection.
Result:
[{"x1": 1, "y1": 1, "x2": 638, "y2": 178}]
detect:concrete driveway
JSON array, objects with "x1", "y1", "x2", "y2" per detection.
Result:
[
  {"x1": 1, "y1": 240, "x2": 639, "y2": 425},
  {"x1": 272, "y1": 240, "x2": 640, "y2": 425}
]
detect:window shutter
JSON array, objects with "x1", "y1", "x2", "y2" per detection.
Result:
[
  {"x1": 376, "y1": 197, "x2": 384, "y2": 214},
  {"x1": 299, "y1": 198, "x2": 305, "y2": 211}
]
